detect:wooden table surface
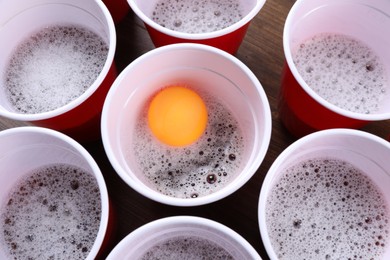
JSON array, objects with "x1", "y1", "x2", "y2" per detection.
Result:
[{"x1": 1, "y1": 0, "x2": 389, "y2": 259}]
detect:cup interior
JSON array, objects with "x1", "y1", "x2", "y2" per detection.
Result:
[
  {"x1": 0, "y1": 0, "x2": 114, "y2": 119},
  {"x1": 129, "y1": 0, "x2": 262, "y2": 38},
  {"x1": 285, "y1": 0, "x2": 390, "y2": 117},
  {"x1": 259, "y1": 129, "x2": 390, "y2": 259},
  {"x1": 102, "y1": 44, "x2": 271, "y2": 206},
  {"x1": 0, "y1": 127, "x2": 109, "y2": 259},
  {"x1": 132, "y1": 0, "x2": 257, "y2": 18},
  {"x1": 107, "y1": 216, "x2": 260, "y2": 259}
]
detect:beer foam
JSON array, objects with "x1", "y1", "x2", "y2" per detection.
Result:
[
  {"x1": 129, "y1": 88, "x2": 245, "y2": 199},
  {"x1": 266, "y1": 158, "x2": 390, "y2": 259},
  {"x1": 151, "y1": 0, "x2": 243, "y2": 33},
  {"x1": 4, "y1": 25, "x2": 108, "y2": 114},
  {"x1": 141, "y1": 235, "x2": 234, "y2": 259},
  {"x1": 293, "y1": 33, "x2": 388, "y2": 114},
  {"x1": 0, "y1": 164, "x2": 101, "y2": 259}
]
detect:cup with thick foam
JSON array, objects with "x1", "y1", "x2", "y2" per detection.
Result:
[
  {"x1": 279, "y1": 0, "x2": 390, "y2": 138},
  {"x1": 0, "y1": 127, "x2": 112, "y2": 259},
  {"x1": 258, "y1": 129, "x2": 390, "y2": 259},
  {"x1": 107, "y1": 216, "x2": 261, "y2": 259},
  {"x1": 101, "y1": 43, "x2": 271, "y2": 206},
  {"x1": 127, "y1": 0, "x2": 266, "y2": 54},
  {"x1": 0, "y1": 0, "x2": 117, "y2": 142}
]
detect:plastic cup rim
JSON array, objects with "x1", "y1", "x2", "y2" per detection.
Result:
[
  {"x1": 127, "y1": 0, "x2": 266, "y2": 40},
  {"x1": 0, "y1": 126, "x2": 110, "y2": 260},
  {"x1": 283, "y1": 0, "x2": 390, "y2": 121},
  {"x1": 258, "y1": 128, "x2": 390, "y2": 259},
  {"x1": 0, "y1": 0, "x2": 116, "y2": 122},
  {"x1": 107, "y1": 215, "x2": 261, "y2": 259},
  {"x1": 101, "y1": 43, "x2": 271, "y2": 207}
]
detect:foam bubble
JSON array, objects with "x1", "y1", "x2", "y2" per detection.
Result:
[
  {"x1": 266, "y1": 158, "x2": 390, "y2": 259},
  {"x1": 141, "y1": 235, "x2": 234, "y2": 259},
  {"x1": 129, "y1": 87, "x2": 245, "y2": 199},
  {"x1": 4, "y1": 25, "x2": 109, "y2": 114},
  {"x1": 0, "y1": 164, "x2": 101, "y2": 259},
  {"x1": 293, "y1": 33, "x2": 388, "y2": 114},
  {"x1": 151, "y1": 0, "x2": 244, "y2": 33}
]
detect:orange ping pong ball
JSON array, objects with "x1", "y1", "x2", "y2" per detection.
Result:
[{"x1": 148, "y1": 85, "x2": 208, "y2": 147}]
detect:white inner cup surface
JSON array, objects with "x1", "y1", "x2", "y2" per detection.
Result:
[
  {"x1": 284, "y1": 0, "x2": 390, "y2": 120},
  {"x1": 0, "y1": 0, "x2": 115, "y2": 121},
  {"x1": 0, "y1": 127, "x2": 109, "y2": 260},
  {"x1": 107, "y1": 216, "x2": 261, "y2": 259},
  {"x1": 102, "y1": 43, "x2": 271, "y2": 206},
  {"x1": 128, "y1": 0, "x2": 265, "y2": 39},
  {"x1": 259, "y1": 129, "x2": 390, "y2": 259}
]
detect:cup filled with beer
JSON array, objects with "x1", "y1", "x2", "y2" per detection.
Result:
[
  {"x1": 0, "y1": 0, "x2": 117, "y2": 142},
  {"x1": 0, "y1": 127, "x2": 112, "y2": 259},
  {"x1": 101, "y1": 43, "x2": 272, "y2": 206},
  {"x1": 279, "y1": 0, "x2": 390, "y2": 138},
  {"x1": 259, "y1": 129, "x2": 390, "y2": 259},
  {"x1": 127, "y1": 0, "x2": 266, "y2": 54},
  {"x1": 107, "y1": 216, "x2": 261, "y2": 259}
]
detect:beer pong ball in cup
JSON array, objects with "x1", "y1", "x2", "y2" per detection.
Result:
[
  {"x1": 102, "y1": 0, "x2": 130, "y2": 23},
  {"x1": 0, "y1": 127, "x2": 111, "y2": 259},
  {"x1": 102, "y1": 43, "x2": 271, "y2": 206},
  {"x1": 107, "y1": 216, "x2": 261, "y2": 259},
  {"x1": 0, "y1": 0, "x2": 117, "y2": 142},
  {"x1": 279, "y1": 0, "x2": 390, "y2": 138},
  {"x1": 127, "y1": 0, "x2": 266, "y2": 54},
  {"x1": 258, "y1": 129, "x2": 390, "y2": 259}
]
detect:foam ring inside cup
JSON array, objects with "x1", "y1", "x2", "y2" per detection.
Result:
[
  {"x1": 260, "y1": 131, "x2": 390, "y2": 259},
  {"x1": 287, "y1": 0, "x2": 390, "y2": 115},
  {"x1": 0, "y1": 2, "x2": 111, "y2": 115}
]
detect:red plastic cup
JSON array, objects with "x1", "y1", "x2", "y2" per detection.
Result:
[
  {"x1": 0, "y1": 127, "x2": 113, "y2": 259},
  {"x1": 259, "y1": 129, "x2": 390, "y2": 259},
  {"x1": 279, "y1": 0, "x2": 390, "y2": 138},
  {"x1": 127, "y1": 0, "x2": 266, "y2": 54},
  {"x1": 102, "y1": 0, "x2": 130, "y2": 24},
  {"x1": 107, "y1": 216, "x2": 261, "y2": 259},
  {"x1": 0, "y1": 0, "x2": 117, "y2": 142}
]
